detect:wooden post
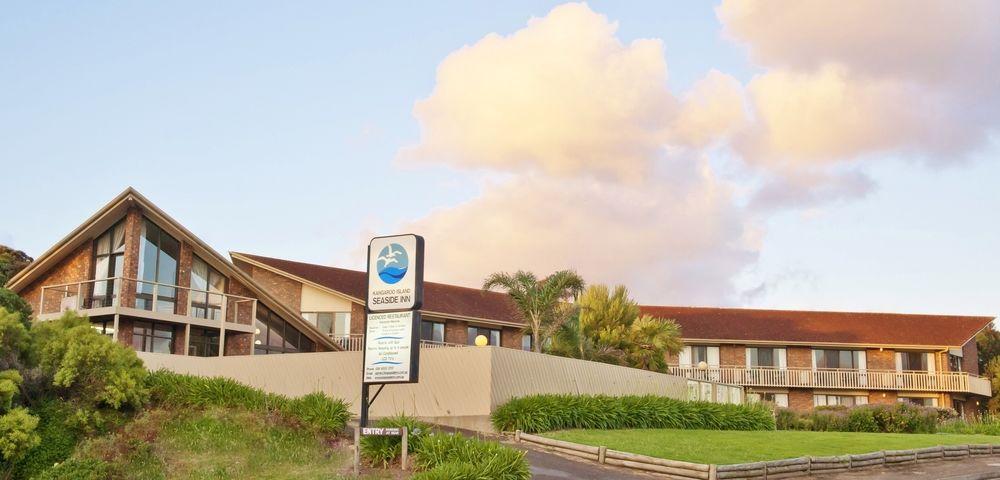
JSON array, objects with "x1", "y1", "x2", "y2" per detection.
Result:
[
  {"x1": 709, "y1": 464, "x2": 717, "y2": 480},
  {"x1": 598, "y1": 446, "x2": 607, "y2": 464},
  {"x1": 515, "y1": 430, "x2": 521, "y2": 443},
  {"x1": 353, "y1": 426, "x2": 360, "y2": 476},
  {"x1": 401, "y1": 427, "x2": 409, "y2": 470}
]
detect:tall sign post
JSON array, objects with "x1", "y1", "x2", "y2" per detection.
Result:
[{"x1": 360, "y1": 234, "x2": 424, "y2": 428}]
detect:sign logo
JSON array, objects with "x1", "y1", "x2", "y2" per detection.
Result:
[{"x1": 376, "y1": 243, "x2": 409, "y2": 284}]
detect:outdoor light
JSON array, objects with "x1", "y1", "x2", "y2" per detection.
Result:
[
  {"x1": 254, "y1": 328, "x2": 261, "y2": 335},
  {"x1": 697, "y1": 361, "x2": 708, "y2": 370},
  {"x1": 474, "y1": 334, "x2": 488, "y2": 347},
  {"x1": 254, "y1": 339, "x2": 262, "y2": 345}
]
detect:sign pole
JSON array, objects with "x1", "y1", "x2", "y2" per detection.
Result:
[{"x1": 360, "y1": 383, "x2": 370, "y2": 427}]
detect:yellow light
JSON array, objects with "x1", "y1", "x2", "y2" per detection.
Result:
[{"x1": 475, "y1": 334, "x2": 489, "y2": 347}]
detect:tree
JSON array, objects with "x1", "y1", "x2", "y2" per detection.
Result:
[
  {"x1": 0, "y1": 246, "x2": 32, "y2": 287},
  {"x1": 549, "y1": 285, "x2": 683, "y2": 372},
  {"x1": 0, "y1": 309, "x2": 39, "y2": 468},
  {"x1": 0, "y1": 290, "x2": 32, "y2": 329},
  {"x1": 482, "y1": 270, "x2": 584, "y2": 353},
  {"x1": 986, "y1": 356, "x2": 1000, "y2": 413},
  {"x1": 977, "y1": 323, "x2": 1000, "y2": 373}
]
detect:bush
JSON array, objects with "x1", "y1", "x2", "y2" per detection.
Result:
[
  {"x1": 0, "y1": 291, "x2": 31, "y2": 329},
  {"x1": 146, "y1": 370, "x2": 349, "y2": 434},
  {"x1": 8, "y1": 400, "x2": 85, "y2": 479},
  {"x1": 360, "y1": 415, "x2": 431, "y2": 467},
  {"x1": 491, "y1": 394, "x2": 775, "y2": 433},
  {"x1": 776, "y1": 403, "x2": 941, "y2": 433},
  {"x1": 413, "y1": 433, "x2": 529, "y2": 480},
  {"x1": 939, "y1": 414, "x2": 1000, "y2": 435},
  {"x1": 34, "y1": 459, "x2": 110, "y2": 480}
]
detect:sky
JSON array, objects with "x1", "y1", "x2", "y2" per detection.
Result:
[{"x1": 2, "y1": 1, "x2": 998, "y2": 316}]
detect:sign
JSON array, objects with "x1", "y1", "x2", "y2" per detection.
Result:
[
  {"x1": 363, "y1": 310, "x2": 421, "y2": 384},
  {"x1": 362, "y1": 427, "x2": 403, "y2": 436},
  {"x1": 367, "y1": 234, "x2": 424, "y2": 312}
]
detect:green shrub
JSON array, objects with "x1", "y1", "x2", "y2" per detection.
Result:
[
  {"x1": 146, "y1": 370, "x2": 349, "y2": 434},
  {"x1": 34, "y1": 459, "x2": 110, "y2": 480},
  {"x1": 939, "y1": 415, "x2": 1000, "y2": 435},
  {"x1": 491, "y1": 394, "x2": 775, "y2": 433},
  {"x1": 9, "y1": 400, "x2": 85, "y2": 479},
  {"x1": 360, "y1": 415, "x2": 431, "y2": 467},
  {"x1": 413, "y1": 433, "x2": 529, "y2": 480},
  {"x1": 846, "y1": 407, "x2": 879, "y2": 432},
  {"x1": 0, "y1": 290, "x2": 32, "y2": 329},
  {"x1": 776, "y1": 403, "x2": 940, "y2": 433}
]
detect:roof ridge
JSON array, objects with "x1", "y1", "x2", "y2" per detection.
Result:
[{"x1": 640, "y1": 304, "x2": 995, "y2": 320}]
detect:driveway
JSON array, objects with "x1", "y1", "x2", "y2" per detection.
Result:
[
  {"x1": 819, "y1": 456, "x2": 1000, "y2": 479},
  {"x1": 515, "y1": 444, "x2": 655, "y2": 479}
]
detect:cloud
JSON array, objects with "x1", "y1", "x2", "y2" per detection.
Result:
[
  {"x1": 405, "y1": 174, "x2": 756, "y2": 303},
  {"x1": 398, "y1": 3, "x2": 678, "y2": 182},
  {"x1": 671, "y1": 70, "x2": 746, "y2": 148}
]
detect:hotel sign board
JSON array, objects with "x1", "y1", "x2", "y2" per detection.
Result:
[
  {"x1": 367, "y1": 234, "x2": 424, "y2": 312},
  {"x1": 363, "y1": 310, "x2": 421, "y2": 383}
]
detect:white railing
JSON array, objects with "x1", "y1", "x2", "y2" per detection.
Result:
[
  {"x1": 668, "y1": 365, "x2": 982, "y2": 394},
  {"x1": 420, "y1": 340, "x2": 469, "y2": 349},
  {"x1": 38, "y1": 277, "x2": 257, "y2": 324}
]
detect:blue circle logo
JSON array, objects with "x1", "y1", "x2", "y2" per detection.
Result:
[{"x1": 376, "y1": 243, "x2": 409, "y2": 284}]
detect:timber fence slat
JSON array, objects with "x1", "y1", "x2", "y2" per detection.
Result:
[
  {"x1": 605, "y1": 450, "x2": 711, "y2": 471},
  {"x1": 603, "y1": 457, "x2": 710, "y2": 479}
]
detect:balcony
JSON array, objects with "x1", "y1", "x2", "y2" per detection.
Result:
[
  {"x1": 38, "y1": 277, "x2": 257, "y2": 333},
  {"x1": 668, "y1": 365, "x2": 992, "y2": 396}
]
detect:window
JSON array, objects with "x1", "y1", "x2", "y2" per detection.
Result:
[
  {"x1": 900, "y1": 352, "x2": 928, "y2": 371},
  {"x1": 91, "y1": 319, "x2": 114, "y2": 337},
  {"x1": 521, "y1": 334, "x2": 533, "y2": 351},
  {"x1": 132, "y1": 321, "x2": 174, "y2": 354},
  {"x1": 190, "y1": 256, "x2": 226, "y2": 320},
  {"x1": 949, "y1": 354, "x2": 963, "y2": 372},
  {"x1": 137, "y1": 219, "x2": 180, "y2": 313},
  {"x1": 91, "y1": 221, "x2": 126, "y2": 308},
  {"x1": 691, "y1": 346, "x2": 709, "y2": 365},
  {"x1": 255, "y1": 306, "x2": 314, "y2": 354},
  {"x1": 814, "y1": 349, "x2": 860, "y2": 369},
  {"x1": 748, "y1": 392, "x2": 788, "y2": 408},
  {"x1": 814, "y1": 395, "x2": 868, "y2": 407},
  {"x1": 188, "y1": 327, "x2": 220, "y2": 357},
  {"x1": 467, "y1": 326, "x2": 500, "y2": 346},
  {"x1": 898, "y1": 397, "x2": 937, "y2": 407},
  {"x1": 420, "y1": 320, "x2": 445, "y2": 343},
  {"x1": 748, "y1": 347, "x2": 777, "y2": 368},
  {"x1": 302, "y1": 312, "x2": 351, "y2": 337}
]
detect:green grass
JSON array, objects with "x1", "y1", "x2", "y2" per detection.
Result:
[
  {"x1": 54, "y1": 407, "x2": 370, "y2": 480},
  {"x1": 543, "y1": 429, "x2": 1000, "y2": 464}
]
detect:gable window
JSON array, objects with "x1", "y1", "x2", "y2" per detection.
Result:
[
  {"x1": 420, "y1": 320, "x2": 445, "y2": 343},
  {"x1": 467, "y1": 326, "x2": 500, "y2": 346},
  {"x1": 190, "y1": 256, "x2": 226, "y2": 320},
  {"x1": 188, "y1": 327, "x2": 220, "y2": 357},
  {"x1": 132, "y1": 321, "x2": 174, "y2": 354},
  {"x1": 255, "y1": 306, "x2": 315, "y2": 354},
  {"x1": 91, "y1": 221, "x2": 126, "y2": 308},
  {"x1": 137, "y1": 219, "x2": 180, "y2": 313},
  {"x1": 814, "y1": 350, "x2": 860, "y2": 369}
]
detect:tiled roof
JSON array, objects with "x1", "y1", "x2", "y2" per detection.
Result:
[
  {"x1": 233, "y1": 253, "x2": 525, "y2": 324},
  {"x1": 639, "y1": 305, "x2": 994, "y2": 348}
]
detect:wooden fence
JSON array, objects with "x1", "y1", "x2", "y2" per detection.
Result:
[{"x1": 515, "y1": 431, "x2": 999, "y2": 479}]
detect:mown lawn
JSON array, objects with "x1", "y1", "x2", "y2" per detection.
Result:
[{"x1": 543, "y1": 429, "x2": 1000, "y2": 464}]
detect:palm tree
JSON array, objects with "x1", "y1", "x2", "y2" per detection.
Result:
[{"x1": 482, "y1": 270, "x2": 584, "y2": 353}]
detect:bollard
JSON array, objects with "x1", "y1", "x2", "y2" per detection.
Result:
[{"x1": 401, "y1": 427, "x2": 409, "y2": 470}]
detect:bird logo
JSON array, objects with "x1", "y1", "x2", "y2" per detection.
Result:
[{"x1": 376, "y1": 243, "x2": 409, "y2": 284}]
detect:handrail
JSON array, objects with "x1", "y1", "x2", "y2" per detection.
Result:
[
  {"x1": 667, "y1": 364, "x2": 976, "y2": 393},
  {"x1": 40, "y1": 276, "x2": 255, "y2": 302}
]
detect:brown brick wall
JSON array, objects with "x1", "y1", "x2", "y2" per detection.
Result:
[
  {"x1": 351, "y1": 303, "x2": 366, "y2": 335},
  {"x1": 787, "y1": 347, "x2": 812, "y2": 369},
  {"x1": 788, "y1": 389, "x2": 813, "y2": 411},
  {"x1": 868, "y1": 390, "x2": 897, "y2": 405},
  {"x1": 721, "y1": 345, "x2": 745, "y2": 366},
  {"x1": 445, "y1": 320, "x2": 468, "y2": 345},
  {"x1": 867, "y1": 349, "x2": 895, "y2": 370},
  {"x1": 173, "y1": 324, "x2": 187, "y2": 355},
  {"x1": 238, "y1": 263, "x2": 302, "y2": 313},
  {"x1": 226, "y1": 278, "x2": 255, "y2": 326},
  {"x1": 119, "y1": 207, "x2": 143, "y2": 309},
  {"x1": 501, "y1": 326, "x2": 524, "y2": 350},
  {"x1": 116, "y1": 318, "x2": 134, "y2": 350},
  {"x1": 175, "y1": 242, "x2": 194, "y2": 316},
  {"x1": 962, "y1": 339, "x2": 980, "y2": 376},
  {"x1": 225, "y1": 332, "x2": 252, "y2": 356},
  {"x1": 19, "y1": 241, "x2": 93, "y2": 317}
]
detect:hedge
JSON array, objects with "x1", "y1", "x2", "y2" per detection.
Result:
[
  {"x1": 491, "y1": 394, "x2": 775, "y2": 433},
  {"x1": 775, "y1": 403, "x2": 949, "y2": 433}
]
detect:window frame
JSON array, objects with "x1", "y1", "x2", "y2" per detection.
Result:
[
  {"x1": 188, "y1": 326, "x2": 221, "y2": 357},
  {"x1": 190, "y1": 255, "x2": 227, "y2": 320},
  {"x1": 255, "y1": 306, "x2": 314, "y2": 354},
  {"x1": 136, "y1": 219, "x2": 181, "y2": 313},
  {"x1": 132, "y1": 320, "x2": 175, "y2": 354},
  {"x1": 420, "y1": 320, "x2": 445, "y2": 343},
  {"x1": 90, "y1": 220, "x2": 126, "y2": 308},
  {"x1": 467, "y1": 326, "x2": 501, "y2": 346}
]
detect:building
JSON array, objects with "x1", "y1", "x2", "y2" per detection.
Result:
[
  {"x1": 642, "y1": 306, "x2": 992, "y2": 417},
  {"x1": 5, "y1": 188, "x2": 994, "y2": 414},
  {"x1": 5, "y1": 188, "x2": 338, "y2": 356}
]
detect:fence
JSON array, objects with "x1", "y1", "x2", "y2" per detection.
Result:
[{"x1": 515, "y1": 432, "x2": 1000, "y2": 479}]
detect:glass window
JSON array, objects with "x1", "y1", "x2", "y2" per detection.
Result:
[
  {"x1": 255, "y1": 306, "x2": 313, "y2": 354},
  {"x1": 420, "y1": 321, "x2": 445, "y2": 343},
  {"x1": 302, "y1": 312, "x2": 351, "y2": 337},
  {"x1": 188, "y1": 327, "x2": 220, "y2": 357},
  {"x1": 137, "y1": 219, "x2": 180, "y2": 313},
  {"x1": 190, "y1": 256, "x2": 226, "y2": 320},
  {"x1": 91, "y1": 319, "x2": 114, "y2": 337},
  {"x1": 91, "y1": 221, "x2": 126, "y2": 308},
  {"x1": 814, "y1": 349, "x2": 860, "y2": 369},
  {"x1": 691, "y1": 346, "x2": 709, "y2": 365},
  {"x1": 749, "y1": 347, "x2": 776, "y2": 368},
  {"x1": 900, "y1": 352, "x2": 928, "y2": 371},
  {"x1": 467, "y1": 326, "x2": 500, "y2": 346},
  {"x1": 132, "y1": 320, "x2": 174, "y2": 354},
  {"x1": 521, "y1": 334, "x2": 532, "y2": 351},
  {"x1": 949, "y1": 354, "x2": 963, "y2": 372},
  {"x1": 898, "y1": 396, "x2": 937, "y2": 407},
  {"x1": 814, "y1": 395, "x2": 868, "y2": 407},
  {"x1": 748, "y1": 392, "x2": 788, "y2": 408}
]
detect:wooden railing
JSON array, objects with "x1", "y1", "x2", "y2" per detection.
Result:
[{"x1": 668, "y1": 365, "x2": 985, "y2": 394}]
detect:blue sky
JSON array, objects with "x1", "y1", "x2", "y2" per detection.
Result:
[{"x1": 2, "y1": 2, "x2": 997, "y2": 316}]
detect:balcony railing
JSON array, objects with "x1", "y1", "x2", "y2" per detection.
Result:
[
  {"x1": 668, "y1": 365, "x2": 990, "y2": 395},
  {"x1": 38, "y1": 277, "x2": 257, "y2": 325}
]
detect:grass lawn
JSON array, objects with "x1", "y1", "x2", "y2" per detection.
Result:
[{"x1": 543, "y1": 429, "x2": 1000, "y2": 465}]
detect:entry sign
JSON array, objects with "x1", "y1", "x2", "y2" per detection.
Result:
[
  {"x1": 363, "y1": 310, "x2": 421, "y2": 383},
  {"x1": 367, "y1": 234, "x2": 424, "y2": 312}
]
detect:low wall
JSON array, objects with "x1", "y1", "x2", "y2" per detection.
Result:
[{"x1": 139, "y1": 347, "x2": 694, "y2": 431}]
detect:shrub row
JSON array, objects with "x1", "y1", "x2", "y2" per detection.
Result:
[
  {"x1": 775, "y1": 403, "x2": 950, "y2": 433},
  {"x1": 145, "y1": 370, "x2": 350, "y2": 434},
  {"x1": 938, "y1": 415, "x2": 1000, "y2": 436},
  {"x1": 491, "y1": 394, "x2": 775, "y2": 433},
  {"x1": 360, "y1": 416, "x2": 529, "y2": 480}
]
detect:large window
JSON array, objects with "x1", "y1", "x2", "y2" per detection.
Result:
[
  {"x1": 467, "y1": 326, "x2": 500, "y2": 346},
  {"x1": 420, "y1": 320, "x2": 445, "y2": 343},
  {"x1": 137, "y1": 219, "x2": 180, "y2": 313},
  {"x1": 900, "y1": 352, "x2": 928, "y2": 371},
  {"x1": 91, "y1": 319, "x2": 114, "y2": 338},
  {"x1": 189, "y1": 327, "x2": 220, "y2": 357},
  {"x1": 91, "y1": 221, "x2": 126, "y2": 308},
  {"x1": 814, "y1": 349, "x2": 860, "y2": 369},
  {"x1": 302, "y1": 312, "x2": 350, "y2": 337},
  {"x1": 691, "y1": 346, "x2": 710, "y2": 365},
  {"x1": 521, "y1": 334, "x2": 533, "y2": 351},
  {"x1": 190, "y1": 256, "x2": 226, "y2": 320},
  {"x1": 132, "y1": 321, "x2": 174, "y2": 354},
  {"x1": 748, "y1": 347, "x2": 777, "y2": 368},
  {"x1": 748, "y1": 392, "x2": 788, "y2": 408},
  {"x1": 898, "y1": 396, "x2": 937, "y2": 407},
  {"x1": 814, "y1": 394, "x2": 868, "y2": 407},
  {"x1": 949, "y1": 354, "x2": 963, "y2": 372},
  {"x1": 255, "y1": 306, "x2": 315, "y2": 354}
]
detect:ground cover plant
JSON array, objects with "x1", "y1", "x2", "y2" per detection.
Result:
[
  {"x1": 939, "y1": 414, "x2": 1000, "y2": 435},
  {"x1": 775, "y1": 403, "x2": 948, "y2": 433},
  {"x1": 543, "y1": 428, "x2": 1000, "y2": 464},
  {"x1": 491, "y1": 394, "x2": 775, "y2": 433}
]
